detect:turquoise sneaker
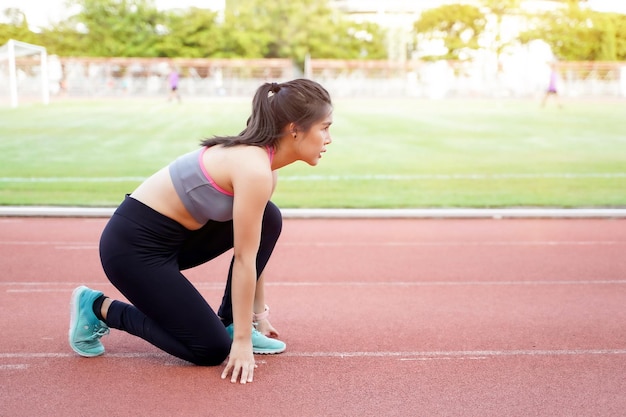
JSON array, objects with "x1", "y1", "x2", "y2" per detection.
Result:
[
  {"x1": 69, "y1": 286, "x2": 110, "y2": 357},
  {"x1": 225, "y1": 324, "x2": 286, "y2": 354}
]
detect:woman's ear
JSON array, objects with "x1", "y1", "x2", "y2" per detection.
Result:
[{"x1": 289, "y1": 123, "x2": 297, "y2": 138}]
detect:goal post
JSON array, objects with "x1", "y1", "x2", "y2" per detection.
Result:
[{"x1": 0, "y1": 39, "x2": 49, "y2": 107}]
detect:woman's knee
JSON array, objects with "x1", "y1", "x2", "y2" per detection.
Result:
[
  {"x1": 189, "y1": 338, "x2": 231, "y2": 366},
  {"x1": 262, "y1": 201, "x2": 283, "y2": 240}
]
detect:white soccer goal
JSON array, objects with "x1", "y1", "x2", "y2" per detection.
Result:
[{"x1": 0, "y1": 39, "x2": 49, "y2": 107}]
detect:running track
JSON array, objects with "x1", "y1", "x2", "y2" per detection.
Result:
[{"x1": 1, "y1": 216, "x2": 625, "y2": 416}]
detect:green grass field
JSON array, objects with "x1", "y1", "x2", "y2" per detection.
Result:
[{"x1": 1, "y1": 97, "x2": 625, "y2": 208}]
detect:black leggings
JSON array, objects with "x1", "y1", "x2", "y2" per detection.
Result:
[{"x1": 99, "y1": 195, "x2": 282, "y2": 366}]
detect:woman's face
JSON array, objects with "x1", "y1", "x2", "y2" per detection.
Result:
[{"x1": 296, "y1": 110, "x2": 333, "y2": 166}]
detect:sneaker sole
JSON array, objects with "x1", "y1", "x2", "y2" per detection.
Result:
[
  {"x1": 68, "y1": 286, "x2": 103, "y2": 357},
  {"x1": 253, "y1": 344, "x2": 287, "y2": 355}
]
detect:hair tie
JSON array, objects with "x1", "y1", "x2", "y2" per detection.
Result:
[{"x1": 270, "y1": 82, "x2": 280, "y2": 93}]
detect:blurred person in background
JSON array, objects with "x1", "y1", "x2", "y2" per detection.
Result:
[
  {"x1": 168, "y1": 66, "x2": 181, "y2": 102},
  {"x1": 541, "y1": 63, "x2": 562, "y2": 108}
]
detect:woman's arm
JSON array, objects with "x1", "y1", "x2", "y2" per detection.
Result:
[
  {"x1": 253, "y1": 273, "x2": 280, "y2": 338},
  {"x1": 253, "y1": 170, "x2": 278, "y2": 314},
  {"x1": 254, "y1": 273, "x2": 267, "y2": 316},
  {"x1": 221, "y1": 148, "x2": 274, "y2": 384}
]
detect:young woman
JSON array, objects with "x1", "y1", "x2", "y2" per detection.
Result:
[{"x1": 69, "y1": 79, "x2": 333, "y2": 384}]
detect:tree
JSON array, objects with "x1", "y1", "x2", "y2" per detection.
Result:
[
  {"x1": 612, "y1": 13, "x2": 626, "y2": 60},
  {"x1": 327, "y1": 20, "x2": 387, "y2": 60},
  {"x1": 220, "y1": 0, "x2": 386, "y2": 64},
  {"x1": 519, "y1": 2, "x2": 622, "y2": 61},
  {"x1": 413, "y1": 4, "x2": 487, "y2": 60},
  {"x1": 59, "y1": 0, "x2": 164, "y2": 57},
  {"x1": 0, "y1": 8, "x2": 40, "y2": 45},
  {"x1": 157, "y1": 8, "x2": 222, "y2": 58},
  {"x1": 481, "y1": 0, "x2": 522, "y2": 62}
]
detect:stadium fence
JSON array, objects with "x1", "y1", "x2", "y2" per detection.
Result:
[{"x1": 1, "y1": 56, "x2": 625, "y2": 104}]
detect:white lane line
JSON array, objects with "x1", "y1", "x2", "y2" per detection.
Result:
[
  {"x1": 55, "y1": 246, "x2": 99, "y2": 250},
  {"x1": 4, "y1": 280, "x2": 626, "y2": 293},
  {"x1": 285, "y1": 241, "x2": 626, "y2": 247},
  {"x1": 3, "y1": 279, "x2": 626, "y2": 293},
  {"x1": 265, "y1": 280, "x2": 626, "y2": 287},
  {"x1": 1, "y1": 349, "x2": 625, "y2": 361},
  {"x1": 0, "y1": 241, "x2": 99, "y2": 249},
  {"x1": 0, "y1": 240, "x2": 623, "y2": 246},
  {"x1": 2, "y1": 173, "x2": 626, "y2": 183},
  {"x1": 281, "y1": 173, "x2": 626, "y2": 181},
  {"x1": 7, "y1": 289, "x2": 88, "y2": 293},
  {"x1": 400, "y1": 357, "x2": 488, "y2": 361},
  {"x1": 2, "y1": 207, "x2": 626, "y2": 218},
  {"x1": 0, "y1": 353, "x2": 73, "y2": 358},
  {"x1": 0, "y1": 364, "x2": 29, "y2": 370},
  {"x1": 282, "y1": 349, "x2": 626, "y2": 358},
  {"x1": 0, "y1": 177, "x2": 146, "y2": 183},
  {"x1": 0, "y1": 282, "x2": 97, "y2": 286},
  {"x1": 1, "y1": 240, "x2": 624, "y2": 248}
]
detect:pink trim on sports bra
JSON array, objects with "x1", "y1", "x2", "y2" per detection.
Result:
[
  {"x1": 198, "y1": 145, "x2": 274, "y2": 197},
  {"x1": 198, "y1": 147, "x2": 234, "y2": 197}
]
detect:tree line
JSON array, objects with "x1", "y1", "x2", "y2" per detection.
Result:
[{"x1": 1, "y1": 0, "x2": 624, "y2": 64}]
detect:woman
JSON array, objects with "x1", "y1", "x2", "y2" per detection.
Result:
[
  {"x1": 541, "y1": 64, "x2": 562, "y2": 108},
  {"x1": 68, "y1": 79, "x2": 333, "y2": 384}
]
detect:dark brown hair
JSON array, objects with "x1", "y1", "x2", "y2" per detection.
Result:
[{"x1": 201, "y1": 78, "x2": 332, "y2": 148}]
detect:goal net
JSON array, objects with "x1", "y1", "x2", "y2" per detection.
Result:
[{"x1": 0, "y1": 39, "x2": 49, "y2": 107}]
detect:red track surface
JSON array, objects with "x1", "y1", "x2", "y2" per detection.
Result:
[{"x1": 1, "y1": 217, "x2": 625, "y2": 416}]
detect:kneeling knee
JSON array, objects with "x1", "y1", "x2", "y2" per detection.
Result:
[{"x1": 190, "y1": 341, "x2": 231, "y2": 367}]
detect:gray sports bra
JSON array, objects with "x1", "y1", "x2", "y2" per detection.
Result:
[{"x1": 169, "y1": 146, "x2": 274, "y2": 224}]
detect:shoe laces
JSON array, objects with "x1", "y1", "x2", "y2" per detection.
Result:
[
  {"x1": 94, "y1": 326, "x2": 110, "y2": 337},
  {"x1": 85, "y1": 324, "x2": 110, "y2": 340}
]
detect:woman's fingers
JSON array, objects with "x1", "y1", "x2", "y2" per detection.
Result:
[{"x1": 221, "y1": 358, "x2": 255, "y2": 384}]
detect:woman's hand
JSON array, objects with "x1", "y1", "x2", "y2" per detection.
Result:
[
  {"x1": 221, "y1": 340, "x2": 256, "y2": 384},
  {"x1": 255, "y1": 318, "x2": 280, "y2": 338}
]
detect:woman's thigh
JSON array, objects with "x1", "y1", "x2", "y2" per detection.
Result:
[{"x1": 177, "y1": 220, "x2": 234, "y2": 270}]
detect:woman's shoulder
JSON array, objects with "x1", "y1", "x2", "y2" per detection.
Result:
[
  {"x1": 203, "y1": 145, "x2": 273, "y2": 182},
  {"x1": 208, "y1": 144, "x2": 268, "y2": 161}
]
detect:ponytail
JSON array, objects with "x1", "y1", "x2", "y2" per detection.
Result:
[{"x1": 201, "y1": 79, "x2": 332, "y2": 149}]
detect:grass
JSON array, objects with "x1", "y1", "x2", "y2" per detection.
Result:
[{"x1": 0, "y1": 97, "x2": 625, "y2": 208}]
